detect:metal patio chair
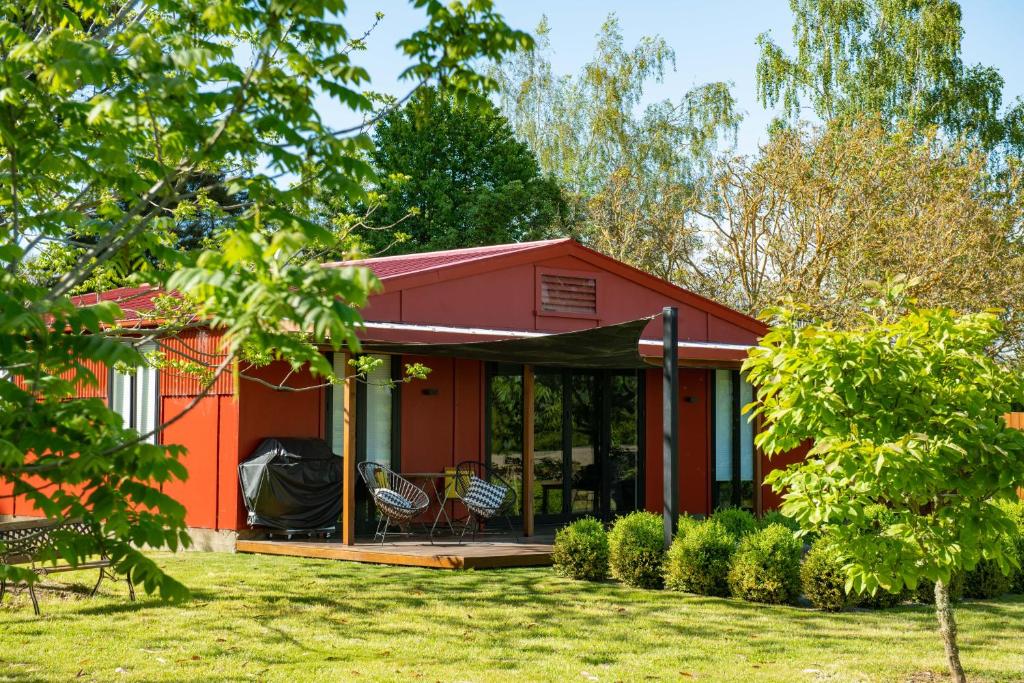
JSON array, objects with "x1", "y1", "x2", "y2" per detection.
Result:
[
  {"x1": 453, "y1": 460, "x2": 518, "y2": 543},
  {"x1": 357, "y1": 462, "x2": 431, "y2": 545}
]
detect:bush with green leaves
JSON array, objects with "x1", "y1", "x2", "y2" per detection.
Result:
[
  {"x1": 710, "y1": 507, "x2": 758, "y2": 541},
  {"x1": 759, "y1": 510, "x2": 802, "y2": 534},
  {"x1": 800, "y1": 538, "x2": 849, "y2": 611},
  {"x1": 608, "y1": 511, "x2": 666, "y2": 589},
  {"x1": 552, "y1": 517, "x2": 609, "y2": 581},
  {"x1": 745, "y1": 294, "x2": 1024, "y2": 680},
  {"x1": 915, "y1": 573, "x2": 964, "y2": 605},
  {"x1": 998, "y1": 499, "x2": 1024, "y2": 593},
  {"x1": 727, "y1": 524, "x2": 802, "y2": 604},
  {"x1": 665, "y1": 520, "x2": 734, "y2": 596},
  {"x1": 963, "y1": 559, "x2": 1012, "y2": 599}
]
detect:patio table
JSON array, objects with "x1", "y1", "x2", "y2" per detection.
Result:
[{"x1": 402, "y1": 472, "x2": 455, "y2": 536}]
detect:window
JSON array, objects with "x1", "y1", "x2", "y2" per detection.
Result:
[
  {"x1": 329, "y1": 353, "x2": 396, "y2": 465},
  {"x1": 109, "y1": 342, "x2": 159, "y2": 444},
  {"x1": 538, "y1": 272, "x2": 597, "y2": 316},
  {"x1": 712, "y1": 369, "x2": 755, "y2": 511},
  {"x1": 362, "y1": 355, "x2": 394, "y2": 465}
]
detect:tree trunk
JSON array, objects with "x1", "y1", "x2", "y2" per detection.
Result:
[{"x1": 935, "y1": 578, "x2": 967, "y2": 682}]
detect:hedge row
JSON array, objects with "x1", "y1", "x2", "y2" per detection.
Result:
[{"x1": 551, "y1": 500, "x2": 1024, "y2": 611}]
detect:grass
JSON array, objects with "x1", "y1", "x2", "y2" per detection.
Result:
[{"x1": 0, "y1": 552, "x2": 1022, "y2": 682}]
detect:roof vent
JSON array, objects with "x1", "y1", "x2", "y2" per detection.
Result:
[{"x1": 540, "y1": 273, "x2": 597, "y2": 316}]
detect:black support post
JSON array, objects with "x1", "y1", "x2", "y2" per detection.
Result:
[{"x1": 662, "y1": 306, "x2": 679, "y2": 549}]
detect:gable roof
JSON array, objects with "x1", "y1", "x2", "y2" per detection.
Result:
[
  {"x1": 324, "y1": 239, "x2": 568, "y2": 280},
  {"x1": 69, "y1": 284, "x2": 172, "y2": 321},
  {"x1": 326, "y1": 238, "x2": 767, "y2": 335}
]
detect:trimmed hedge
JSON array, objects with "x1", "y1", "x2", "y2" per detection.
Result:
[
  {"x1": 998, "y1": 499, "x2": 1024, "y2": 593},
  {"x1": 608, "y1": 511, "x2": 666, "y2": 588},
  {"x1": 552, "y1": 517, "x2": 609, "y2": 581},
  {"x1": 665, "y1": 520, "x2": 734, "y2": 596},
  {"x1": 759, "y1": 510, "x2": 801, "y2": 534},
  {"x1": 964, "y1": 559, "x2": 1012, "y2": 599},
  {"x1": 855, "y1": 587, "x2": 909, "y2": 609},
  {"x1": 710, "y1": 507, "x2": 758, "y2": 541},
  {"x1": 800, "y1": 538, "x2": 849, "y2": 611},
  {"x1": 728, "y1": 524, "x2": 802, "y2": 604}
]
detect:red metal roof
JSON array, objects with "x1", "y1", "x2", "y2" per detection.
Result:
[
  {"x1": 69, "y1": 284, "x2": 172, "y2": 321},
  {"x1": 325, "y1": 239, "x2": 570, "y2": 280}
]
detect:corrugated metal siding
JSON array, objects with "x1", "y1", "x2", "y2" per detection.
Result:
[{"x1": 159, "y1": 329, "x2": 234, "y2": 397}]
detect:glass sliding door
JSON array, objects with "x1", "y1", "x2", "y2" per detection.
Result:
[
  {"x1": 487, "y1": 364, "x2": 642, "y2": 525},
  {"x1": 608, "y1": 372, "x2": 640, "y2": 516},
  {"x1": 569, "y1": 372, "x2": 600, "y2": 516},
  {"x1": 486, "y1": 364, "x2": 524, "y2": 515},
  {"x1": 532, "y1": 370, "x2": 566, "y2": 518}
]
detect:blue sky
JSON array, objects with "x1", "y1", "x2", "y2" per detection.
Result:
[{"x1": 334, "y1": 0, "x2": 1024, "y2": 155}]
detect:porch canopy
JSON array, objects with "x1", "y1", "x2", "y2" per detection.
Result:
[{"x1": 359, "y1": 316, "x2": 653, "y2": 368}]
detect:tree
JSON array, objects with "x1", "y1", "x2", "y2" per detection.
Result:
[
  {"x1": 493, "y1": 15, "x2": 740, "y2": 281},
  {"x1": 756, "y1": 0, "x2": 1024, "y2": 158},
  {"x1": 0, "y1": 0, "x2": 530, "y2": 599},
  {"x1": 745, "y1": 287, "x2": 1024, "y2": 681},
  {"x1": 357, "y1": 89, "x2": 566, "y2": 255},
  {"x1": 693, "y1": 118, "x2": 1024, "y2": 360}
]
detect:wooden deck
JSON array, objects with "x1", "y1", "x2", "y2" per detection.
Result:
[{"x1": 235, "y1": 535, "x2": 553, "y2": 570}]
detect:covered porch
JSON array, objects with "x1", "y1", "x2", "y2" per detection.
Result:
[{"x1": 235, "y1": 309, "x2": 761, "y2": 569}]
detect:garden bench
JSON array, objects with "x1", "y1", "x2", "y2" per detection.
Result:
[{"x1": 0, "y1": 518, "x2": 135, "y2": 615}]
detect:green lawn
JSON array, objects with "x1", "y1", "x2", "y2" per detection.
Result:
[{"x1": 1, "y1": 552, "x2": 1022, "y2": 682}]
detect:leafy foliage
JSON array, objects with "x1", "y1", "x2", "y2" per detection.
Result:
[
  {"x1": 607, "y1": 511, "x2": 666, "y2": 589},
  {"x1": 493, "y1": 15, "x2": 739, "y2": 281},
  {"x1": 963, "y1": 560, "x2": 1012, "y2": 600},
  {"x1": 0, "y1": 0, "x2": 530, "y2": 599},
  {"x1": 694, "y1": 119, "x2": 1024, "y2": 359},
  {"x1": 664, "y1": 519, "x2": 734, "y2": 596},
  {"x1": 759, "y1": 510, "x2": 801, "y2": 534},
  {"x1": 756, "y1": 0, "x2": 1024, "y2": 156},
  {"x1": 710, "y1": 507, "x2": 758, "y2": 541},
  {"x1": 357, "y1": 89, "x2": 566, "y2": 254},
  {"x1": 800, "y1": 537, "x2": 849, "y2": 612},
  {"x1": 727, "y1": 524, "x2": 803, "y2": 605},
  {"x1": 552, "y1": 517, "x2": 609, "y2": 581},
  {"x1": 747, "y1": 291, "x2": 1024, "y2": 597},
  {"x1": 914, "y1": 573, "x2": 964, "y2": 606}
]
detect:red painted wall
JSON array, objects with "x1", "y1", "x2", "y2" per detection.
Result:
[
  {"x1": 759, "y1": 441, "x2": 811, "y2": 512},
  {"x1": 233, "y1": 361, "x2": 327, "y2": 530},
  {"x1": 644, "y1": 368, "x2": 711, "y2": 517},
  {"x1": 161, "y1": 396, "x2": 224, "y2": 529}
]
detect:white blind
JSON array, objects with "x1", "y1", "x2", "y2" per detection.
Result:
[
  {"x1": 330, "y1": 353, "x2": 345, "y2": 455},
  {"x1": 365, "y1": 356, "x2": 392, "y2": 465},
  {"x1": 714, "y1": 369, "x2": 755, "y2": 482},
  {"x1": 714, "y1": 369, "x2": 733, "y2": 482},
  {"x1": 109, "y1": 342, "x2": 158, "y2": 443}
]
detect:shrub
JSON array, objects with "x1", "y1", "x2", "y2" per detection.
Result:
[
  {"x1": 608, "y1": 511, "x2": 666, "y2": 588},
  {"x1": 727, "y1": 524, "x2": 802, "y2": 604},
  {"x1": 759, "y1": 509, "x2": 801, "y2": 534},
  {"x1": 800, "y1": 538, "x2": 849, "y2": 611},
  {"x1": 998, "y1": 499, "x2": 1024, "y2": 593},
  {"x1": 552, "y1": 517, "x2": 609, "y2": 581},
  {"x1": 855, "y1": 587, "x2": 909, "y2": 609},
  {"x1": 665, "y1": 520, "x2": 734, "y2": 596},
  {"x1": 710, "y1": 507, "x2": 758, "y2": 541},
  {"x1": 963, "y1": 559, "x2": 1012, "y2": 599},
  {"x1": 915, "y1": 573, "x2": 965, "y2": 605}
]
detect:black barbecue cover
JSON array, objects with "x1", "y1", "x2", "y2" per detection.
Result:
[{"x1": 238, "y1": 438, "x2": 343, "y2": 530}]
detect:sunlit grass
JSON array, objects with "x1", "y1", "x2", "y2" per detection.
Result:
[{"x1": 0, "y1": 552, "x2": 1021, "y2": 682}]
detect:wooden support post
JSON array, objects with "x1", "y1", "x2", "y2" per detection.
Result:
[
  {"x1": 522, "y1": 364, "x2": 535, "y2": 538},
  {"x1": 342, "y1": 353, "x2": 358, "y2": 546},
  {"x1": 662, "y1": 307, "x2": 679, "y2": 549}
]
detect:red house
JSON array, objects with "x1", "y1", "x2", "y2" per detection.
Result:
[{"x1": 1, "y1": 239, "x2": 803, "y2": 552}]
